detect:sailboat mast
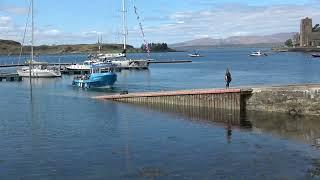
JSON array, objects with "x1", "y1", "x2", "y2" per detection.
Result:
[
  {"x1": 122, "y1": 0, "x2": 127, "y2": 53},
  {"x1": 29, "y1": 0, "x2": 34, "y2": 78}
]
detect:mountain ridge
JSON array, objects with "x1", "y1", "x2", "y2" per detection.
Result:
[{"x1": 170, "y1": 32, "x2": 296, "y2": 48}]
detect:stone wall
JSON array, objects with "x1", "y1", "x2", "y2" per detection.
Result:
[
  {"x1": 246, "y1": 85, "x2": 320, "y2": 116},
  {"x1": 300, "y1": 18, "x2": 313, "y2": 47}
]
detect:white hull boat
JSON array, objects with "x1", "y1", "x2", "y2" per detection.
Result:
[
  {"x1": 97, "y1": 53, "x2": 125, "y2": 59},
  {"x1": 17, "y1": 67, "x2": 61, "y2": 78},
  {"x1": 16, "y1": 0, "x2": 61, "y2": 78},
  {"x1": 188, "y1": 54, "x2": 201, "y2": 57},
  {"x1": 66, "y1": 60, "x2": 104, "y2": 71},
  {"x1": 249, "y1": 51, "x2": 267, "y2": 56}
]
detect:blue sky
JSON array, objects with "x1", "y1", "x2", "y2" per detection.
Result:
[{"x1": 0, "y1": 0, "x2": 320, "y2": 46}]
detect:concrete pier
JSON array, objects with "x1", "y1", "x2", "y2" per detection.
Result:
[
  {"x1": 95, "y1": 88, "x2": 252, "y2": 112},
  {"x1": 95, "y1": 84, "x2": 320, "y2": 116}
]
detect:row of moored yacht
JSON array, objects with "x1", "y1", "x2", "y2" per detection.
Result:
[{"x1": 66, "y1": 54, "x2": 149, "y2": 71}]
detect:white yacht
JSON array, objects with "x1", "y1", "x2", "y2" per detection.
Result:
[
  {"x1": 17, "y1": 62, "x2": 61, "y2": 78},
  {"x1": 66, "y1": 60, "x2": 100, "y2": 71},
  {"x1": 97, "y1": 53, "x2": 125, "y2": 59}
]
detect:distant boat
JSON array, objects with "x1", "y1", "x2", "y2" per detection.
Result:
[
  {"x1": 188, "y1": 51, "x2": 203, "y2": 57},
  {"x1": 312, "y1": 53, "x2": 320, "y2": 58},
  {"x1": 249, "y1": 50, "x2": 267, "y2": 57},
  {"x1": 72, "y1": 63, "x2": 117, "y2": 88}
]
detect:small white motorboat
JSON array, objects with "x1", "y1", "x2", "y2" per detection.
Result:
[{"x1": 249, "y1": 50, "x2": 267, "y2": 56}]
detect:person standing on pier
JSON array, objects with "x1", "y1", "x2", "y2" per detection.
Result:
[{"x1": 225, "y1": 68, "x2": 232, "y2": 89}]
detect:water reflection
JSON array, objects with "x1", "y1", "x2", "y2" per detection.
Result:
[
  {"x1": 124, "y1": 102, "x2": 252, "y2": 144},
  {"x1": 126, "y1": 102, "x2": 320, "y2": 146},
  {"x1": 247, "y1": 111, "x2": 320, "y2": 146}
]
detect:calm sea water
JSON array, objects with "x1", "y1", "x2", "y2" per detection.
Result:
[{"x1": 0, "y1": 48, "x2": 320, "y2": 179}]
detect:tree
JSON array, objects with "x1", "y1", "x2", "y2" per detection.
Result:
[
  {"x1": 313, "y1": 24, "x2": 320, "y2": 32},
  {"x1": 141, "y1": 42, "x2": 170, "y2": 52},
  {"x1": 285, "y1": 39, "x2": 293, "y2": 47}
]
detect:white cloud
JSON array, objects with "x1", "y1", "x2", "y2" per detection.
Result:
[
  {"x1": 43, "y1": 29, "x2": 61, "y2": 36},
  {"x1": 142, "y1": 3, "x2": 320, "y2": 44},
  {"x1": 0, "y1": 4, "x2": 29, "y2": 15},
  {"x1": 1, "y1": 2, "x2": 320, "y2": 46},
  {"x1": 0, "y1": 16, "x2": 11, "y2": 26}
]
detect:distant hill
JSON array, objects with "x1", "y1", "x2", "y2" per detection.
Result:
[
  {"x1": 0, "y1": 40, "x2": 22, "y2": 55},
  {"x1": 0, "y1": 39, "x2": 140, "y2": 55},
  {"x1": 170, "y1": 32, "x2": 296, "y2": 49}
]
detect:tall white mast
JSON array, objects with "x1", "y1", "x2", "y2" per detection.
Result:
[
  {"x1": 122, "y1": 0, "x2": 127, "y2": 53},
  {"x1": 29, "y1": 0, "x2": 34, "y2": 78}
]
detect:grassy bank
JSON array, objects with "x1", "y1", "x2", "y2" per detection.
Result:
[{"x1": 0, "y1": 40, "x2": 177, "y2": 55}]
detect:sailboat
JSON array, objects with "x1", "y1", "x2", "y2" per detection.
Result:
[
  {"x1": 96, "y1": 35, "x2": 126, "y2": 59},
  {"x1": 17, "y1": 0, "x2": 61, "y2": 78},
  {"x1": 110, "y1": 0, "x2": 149, "y2": 69}
]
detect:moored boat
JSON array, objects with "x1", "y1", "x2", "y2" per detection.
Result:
[
  {"x1": 66, "y1": 60, "x2": 103, "y2": 71},
  {"x1": 312, "y1": 53, "x2": 320, "y2": 58},
  {"x1": 72, "y1": 63, "x2": 117, "y2": 88},
  {"x1": 111, "y1": 58, "x2": 149, "y2": 69},
  {"x1": 16, "y1": 0, "x2": 61, "y2": 78},
  {"x1": 17, "y1": 64, "x2": 61, "y2": 78},
  {"x1": 97, "y1": 53, "x2": 126, "y2": 59}
]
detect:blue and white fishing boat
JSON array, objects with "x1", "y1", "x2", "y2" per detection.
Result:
[{"x1": 72, "y1": 63, "x2": 117, "y2": 88}]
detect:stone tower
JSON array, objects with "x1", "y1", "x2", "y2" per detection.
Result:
[{"x1": 300, "y1": 17, "x2": 312, "y2": 47}]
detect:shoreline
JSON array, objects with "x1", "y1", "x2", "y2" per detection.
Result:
[{"x1": 272, "y1": 47, "x2": 320, "y2": 52}]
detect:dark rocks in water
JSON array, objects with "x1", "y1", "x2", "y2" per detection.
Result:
[
  {"x1": 139, "y1": 167, "x2": 167, "y2": 178},
  {"x1": 308, "y1": 159, "x2": 320, "y2": 178},
  {"x1": 120, "y1": 90, "x2": 129, "y2": 95}
]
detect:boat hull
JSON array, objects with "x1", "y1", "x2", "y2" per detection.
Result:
[
  {"x1": 312, "y1": 54, "x2": 320, "y2": 58},
  {"x1": 188, "y1": 54, "x2": 202, "y2": 57},
  {"x1": 72, "y1": 73, "x2": 117, "y2": 88},
  {"x1": 17, "y1": 68, "x2": 61, "y2": 78},
  {"x1": 66, "y1": 65, "x2": 91, "y2": 71}
]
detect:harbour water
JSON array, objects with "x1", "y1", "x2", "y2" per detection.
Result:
[{"x1": 0, "y1": 48, "x2": 320, "y2": 179}]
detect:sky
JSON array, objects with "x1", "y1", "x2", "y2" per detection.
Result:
[{"x1": 0, "y1": 0, "x2": 320, "y2": 47}]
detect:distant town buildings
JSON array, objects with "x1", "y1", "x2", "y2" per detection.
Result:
[{"x1": 300, "y1": 17, "x2": 320, "y2": 47}]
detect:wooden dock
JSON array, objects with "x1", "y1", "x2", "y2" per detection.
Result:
[
  {"x1": 0, "y1": 73, "x2": 22, "y2": 82},
  {"x1": 94, "y1": 88, "x2": 253, "y2": 112}
]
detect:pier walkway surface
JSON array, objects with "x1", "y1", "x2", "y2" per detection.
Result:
[{"x1": 95, "y1": 84, "x2": 320, "y2": 116}]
